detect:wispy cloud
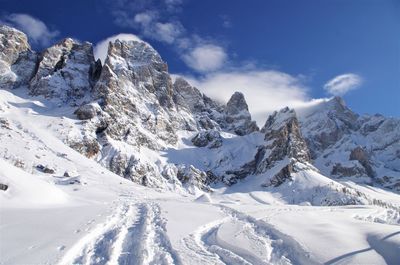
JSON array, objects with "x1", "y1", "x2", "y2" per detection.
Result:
[
  {"x1": 1, "y1": 13, "x2": 59, "y2": 47},
  {"x1": 177, "y1": 69, "x2": 314, "y2": 125},
  {"x1": 93, "y1": 33, "x2": 144, "y2": 63},
  {"x1": 324, "y1": 73, "x2": 362, "y2": 96},
  {"x1": 182, "y1": 44, "x2": 227, "y2": 72},
  {"x1": 106, "y1": 0, "x2": 227, "y2": 73}
]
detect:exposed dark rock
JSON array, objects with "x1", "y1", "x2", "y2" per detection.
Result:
[
  {"x1": 263, "y1": 163, "x2": 295, "y2": 187},
  {"x1": 224, "y1": 92, "x2": 259, "y2": 136},
  {"x1": 173, "y1": 77, "x2": 206, "y2": 113},
  {"x1": 176, "y1": 165, "x2": 210, "y2": 192},
  {"x1": 300, "y1": 96, "x2": 359, "y2": 158},
  {"x1": 0, "y1": 25, "x2": 37, "y2": 88},
  {"x1": 36, "y1": 164, "x2": 55, "y2": 174},
  {"x1": 191, "y1": 130, "x2": 222, "y2": 149},
  {"x1": 0, "y1": 118, "x2": 10, "y2": 129},
  {"x1": 74, "y1": 103, "x2": 100, "y2": 120},
  {"x1": 0, "y1": 183, "x2": 8, "y2": 191},
  {"x1": 90, "y1": 58, "x2": 102, "y2": 84},
  {"x1": 349, "y1": 146, "x2": 375, "y2": 177},
  {"x1": 69, "y1": 138, "x2": 100, "y2": 158},
  {"x1": 331, "y1": 163, "x2": 366, "y2": 177},
  {"x1": 29, "y1": 38, "x2": 95, "y2": 102},
  {"x1": 222, "y1": 107, "x2": 311, "y2": 185},
  {"x1": 256, "y1": 107, "x2": 310, "y2": 173}
]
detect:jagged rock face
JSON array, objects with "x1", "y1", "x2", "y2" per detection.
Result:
[
  {"x1": 0, "y1": 25, "x2": 37, "y2": 88},
  {"x1": 299, "y1": 97, "x2": 359, "y2": 157},
  {"x1": 173, "y1": 77, "x2": 224, "y2": 131},
  {"x1": 224, "y1": 92, "x2": 259, "y2": 135},
  {"x1": 3, "y1": 25, "x2": 398, "y2": 195},
  {"x1": 256, "y1": 108, "x2": 310, "y2": 173},
  {"x1": 331, "y1": 163, "x2": 367, "y2": 178},
  {"x1": 349, "y1": 146, "x2": 375, "y2": 177},
  {"x1": 192, "y1": 129, "x2": 222, "y2": 149},
  {"x1": 173, "y1": 77, "x2": 206, "y2": 113},
  {"x1": 298, "y1": 97, "x2": 400, "y2": 189},
  {"x1": 29, "y1": 38, "x2": 96, "y2": 102},
  {"x1": 100, "y1": 40, "x2": 173, "y2": 107},
  {"x1": 74, "y1": 103, "x2": 101, "y2": 120},
  {"x1": 0, "y1": 25, "x2": 30, "y2": 65},
  {"x1": 224, "y1": 107, "x2": 310, "y2": 185},
  {"x1": 95, "y1": 40, "x2": 180, "y2": 149}
]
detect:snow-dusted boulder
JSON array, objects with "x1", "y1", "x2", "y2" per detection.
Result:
[
  {"x1": 191, "y1": 129, "x2": 222, "y2": 149},
  {"x1": 74, "y1": 103, "x2": 101, "y2": 120}
]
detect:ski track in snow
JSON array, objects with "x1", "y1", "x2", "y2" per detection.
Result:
[
  {"x1": 181, "y1": 204, "x2": 317, "y2": 265},
  {"x1": 58, "y1": 196, "x2": 181, "y2": 265},
  {"x1": 58, "y1": 194, "x2": 318, "y2": 265}
]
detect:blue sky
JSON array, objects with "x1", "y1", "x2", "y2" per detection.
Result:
[{"x1": 1, "y1": 0, "x2": 399, "y2": 120}]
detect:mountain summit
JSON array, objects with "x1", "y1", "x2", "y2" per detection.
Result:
[
  {"x1": 1, "y1": 24, "x2": 399, "y2": 196},
  {"x1": 1, "y1": 25, "x2": 400, "y2": 265}
]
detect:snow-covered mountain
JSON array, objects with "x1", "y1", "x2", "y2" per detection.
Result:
[{"x1": 1, "y1": 25, "x2": 400, "y2": 265}]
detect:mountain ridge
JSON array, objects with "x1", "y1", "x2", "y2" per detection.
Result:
[{"x1": 1, "y1": 24, "x2": 399, "y2": 203}]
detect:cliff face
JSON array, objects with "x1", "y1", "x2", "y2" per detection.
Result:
[
  {"x1": 0, "y1": 25, "x2": 399, "y2": 196},
  {"x1": 0, "y1": 25, "x2": 37, "y2": 89}
]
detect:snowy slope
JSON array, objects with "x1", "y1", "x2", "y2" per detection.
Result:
[{"x1": 1, "y1": 81, "x2": 400, "y2": 265}]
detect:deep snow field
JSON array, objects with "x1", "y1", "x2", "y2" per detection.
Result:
[{"x1": 1, "y1": 88, "x2": 400, "y2": 265}]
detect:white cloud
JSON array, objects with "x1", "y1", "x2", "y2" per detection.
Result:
[
  {"x1": 2, "y1": 13, "x2": 59, "y2": 47},
  {"x1": 108, "y1": 0, "x2": 227, "y2": 74},
  {"x1": 324, "y1": 73, "x2": 362, "y2": 96},
  {"x1": 94, "y1": 33, "x2": 144, "y2": 63},
  {"x1": 153, "y1": 22, "x2": 183, "y2": 43},
  {"x1": 131, "y1": 12, "x2": 183, "y2": 44},
  {"x1": 179, "y1": 70, "x2": 313, "y2": 125},
  {"x1": 182, "y1": 44, "x2": 227, "y2": 72},
  {"x1": 134, "y1": 12, "x2": 156, "y2": 26}
]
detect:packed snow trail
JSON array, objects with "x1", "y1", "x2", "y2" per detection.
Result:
[{"x1": 58, "y1": 198, "x2": 181, "y2": 265}]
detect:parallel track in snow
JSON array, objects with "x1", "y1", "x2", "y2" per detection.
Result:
[{"x1": 58, "y1": 199, "x2": 181, "y2": 265}]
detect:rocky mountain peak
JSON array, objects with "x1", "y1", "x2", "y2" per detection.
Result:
[
  {"x1": 298, "y1": 97, "x2": 359, "y2": 157},
  {"x1": 0, "y1": 25, "x2": 31, "y2": 64},
  {"x1": 1, "y1": 25, "x2": 398, "y2": 195},
  {"x1": 261, "y1": 107, "x2": 296, "y2": 132},
  {"x1": 226, "y1": 92, "x2": 249, "y2": 115},
  {"x1": 224, "y1": 91, "x2": 259, "y2": 136},
  {"x1": 102, "y1": 39, "x2": 173, "y2": 108},
  {"x1": 260, "y1": 107, "x2": 310, "y2": 165},
  {"x1": 29, "y1": 37, "x2": 96, "y2": 102},
  {"x1": 106, "y1": 39, "x2": 165, "y2": 69},
  {"x1": 0, "y1": 25, "x2": 37, "y2": 89}
]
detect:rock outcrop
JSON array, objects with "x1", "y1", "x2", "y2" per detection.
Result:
[
  {"x1": 191, "y1": 129, "x2": 222, "y2": 149},
  {"x1": 298, "y1": 97, "x2": 400, "y2": 190},
  {"x1": 224, "y1": 107, "x2": 310, "y2": 186},
  {"x1": 224, "y1": 92, "x2": 259, "y2": 135},
  {"x1": 1, "y1": 25, "x2": 398, "y2": 195},
  {"x1": 0, "y1": 25, "x2": 37, "y2": 88},
  {"x1": 29, "y1": 38, "x2": 96, "y2": 102}
]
